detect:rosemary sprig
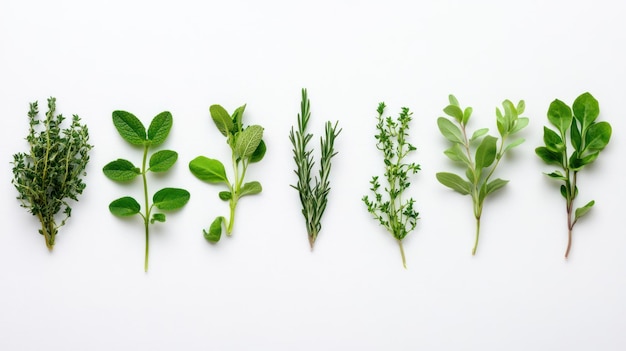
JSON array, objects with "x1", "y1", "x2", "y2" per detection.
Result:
[
  {"x1": 289, "y1": 88, "x2": 341, "y2": 249},
  {"x1": 12, "y1": 97, "x2": 93, "y2": 250}
]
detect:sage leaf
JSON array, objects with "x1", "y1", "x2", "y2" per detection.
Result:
[
  {"x1": 470, "y1": 128, "x2": 489, "y2": 141},
  {"x1": 443, "y1": 105, "x2": 463, "y2": 122},
  {"x1": 543, "y1": 127, "x2": 564, "y2": 152},
  {"x1": 103, "y1": 159, "x2": 141, "y2": 182},
  {"x1": 153, "y1": 188, "x2": 191, "y2": 211},
  {"x1": 503, "y1": 138, "x2": 525, "y2": 154},
  {"x1": 149, "y1": 150, "x2": 178, "y2": 172},
  {"x1": 113, "y1": 110, "x2": 146, "y2": 145},
  {"x1": 444, "y1": 144, "x2": 470, "y2": 166},
  {"x1": 189, "y1": 156, "x2": 229, "y2": 184},
  {"x1": 109, "y1": 197, "x2": 141, "y2": 216},
  {"x1": 535, "y1": 146, "x2": 562, "y2": 166},
  {"x1": 437, "y1": 117, "x2": 464, "y2": 144},
  {"x1": 475, "y1": 135, "x2": 497, "y2": 169},
  {"x1": 235, "y1": 125, "x2": 264, "y2": 158},
  {"x1": 249, "y1": 139, "x2": 266, "y2": 163},
  {"x1": 436, "y1": 172, "x2": 471, "y2": 195},
  {"x1": 232, "y1": 104, "x2": 246, "y2": 132},
  {"x1": 210, "y1": 104, "x2": 234, "y2": 137},
  {"x1": 239, "y1": 181, "x2": 262, "y2": 197},
  {"x1": 486, "y1": 178, "x2": 508, "y2": 196},
  {"x1": 147, "y1": 111, "x2": 173, "y2": 146}
]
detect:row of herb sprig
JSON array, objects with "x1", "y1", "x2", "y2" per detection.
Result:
[{"x1": 11, "y1": 92, "x2": 612, "y2": 271}]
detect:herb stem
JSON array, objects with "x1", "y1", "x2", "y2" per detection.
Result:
[
  {"x1": 142, "y1": 145, "x2": 150, "y2": 272},
  {"x1": 473, "y1": 216, "x2": 481, "y2": 255},
  {"x1": 398, "y1": 239, "x2": 407, "y2": 269}
]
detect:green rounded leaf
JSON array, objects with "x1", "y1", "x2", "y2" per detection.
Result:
[
  {"x1": 239, "y1": 181, "x2": 262, "y2": 197},
  {"x1": 249, "y1": 139, "x2": 266, "y2": 163},
  {"x1": 574, "y1": 200, "x2": 595, "y2": 221},
  {"x1": 572, "y1": 92, "x2": 599, "y2": 129},
  {"x1": 543, "y1": 127, "x2": 564, "y2": 153},
  {"x1": 147, "y1": 111, "x2": 173, "y2": 146},
  {"x1": 153, "y1": 188, "x2": 190, "y2": 210},
  {"x1": 444, "y1": 144, "x2": 470, "y2": 166},
  {"x1": 436, "y1": 172, "x2": 471, "y2": 195},
  {"x1": 204, "y1": 216, "x2": 224, "y2": 243},
  {"x1": 486, "y1": 178, "x2": 509, "y2": 196},
  {"x1": 210, "y1": 105, "x2": 234, "y2": 137},
  {"x1": 189, "y1": 156, "x2": 229, "y2": 183},
  {"x1": 437, "y1": 117, "x2": 464, "y2": 144},
  {"x1": 503, "y1": 138, "x2": 525, "y2": 154},
  {"x1": 112, "y1": 110, "x2": 146, "y2": 145},
  {"x1": 584, "y1": 121, "x2": 611, "y2": 151},
  {"x1": 547, "y1": 99, "x2": 572, "y2": 135},
  {"x1": 571, "y1": 120, "x2": 582, "y2": 151},
  {"x1": 109, "y1": 196, "x2": 141, "y2": 216},
  {"x1": 475, "y1": 135, "x2": 497, "y2": 169},
  {"x1": 235, "y1": 125, "x2": 264, "y2": 158},
  {"x1": 510, "y1": 117, "x2": 529, "y2": 134},
  {"x1": 218, "y1": 191, "x2": 232, "y2": 201},
  {"x1": 151, "y1": 213, "x2": 166, "y2": 224},
  {"x1": 103, "y1": 159, "x2": 140, "y2": 181},
  {"x1": 536, "y1": 146, "x2": 562, "y2": 166},
  {"x1": 149, "y1": 150, "x2": 178, "y2": 172},
  {"x1": 232, "y1": 104, "x2": 246, "y2": 132},
  {"x1": 443, "y1": 105, "x2": 463, "y2": 122},
  {"x1": 470, "y1": 128, "x2": 489, "y2": 142}
]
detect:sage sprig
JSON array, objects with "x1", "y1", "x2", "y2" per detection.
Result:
[
  {"x1": 362, "y1": 103, "x2": 420, "y2": 268},
  {"x1": 535, "y1": 92, "x2": 611, "y2": 258},
  {"x1": 12, "y1": 97, "x2": 93, "y2": 250},
  {"x1": 103, "y1": 110, "x2": 190, "y2": 272},
  {"x1": 189, "y1": 104, "x2": 266, "y2": 243},
  {"x1": 289, "y1": 88, "x2": 341, "y2": 249},
  {"x1": 436, "y1": 94, "x2": 528, "y2": 255}
]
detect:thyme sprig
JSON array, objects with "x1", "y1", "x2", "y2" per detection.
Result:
[
  {"x1": 289, "y1": 88, "x2": 341, "y2": 249},
  {"x1": 362, "y1": 102, "x2": 420, "y2": 268},
  {"x1": 12, "y1": 97, "x2": 93, "y2": 250}
]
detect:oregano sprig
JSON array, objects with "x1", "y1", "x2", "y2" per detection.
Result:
[
  {"x1": 362, "y1": 103, "x2": 420, "y2": 268},
  {"x1": 436, "y1": 94, "x2": 528, "y2": 255},
  {"x1": 189, "y1": 104, "x2": 266, "y2": 243},
  {"x1": 12, "y1": 97, "x2": 93, "y2": 250},
  {"x1": 289, "y1": 88, "x2": 341, "y2": 249},
  {"x1": 535, "y1": 92, "x2": 611, "y2": 258},
  {"x1": 103, "y1": 110, "x2": 190, "y2": 272}
]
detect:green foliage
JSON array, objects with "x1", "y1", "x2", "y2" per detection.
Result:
[
  {"x1": 11, "y1": 97, "x2": 93, "y2": 250},
  {"x1": 189, "y1": 103, "x2": 265, "y2": 242},
  {"x1": 104, "y1": 110, "x2": 189, "y2": 271},
  {"x1": 362, "y1": 102, "x2": 420, "y2": 268},
  {"x1": 289, "y1": 89, "x2": 341, "y2": 249},
  {"x1": 436, "y1": 94, "x2": 527, "y2": 255},
  {"x1": 535, "y1": 92, "x2": 611, "y2": 258}
]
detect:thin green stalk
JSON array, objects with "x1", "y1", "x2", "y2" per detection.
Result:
[
  {"x1": 398, "y1": 239, "x2": 407, "y2": 269},
  {"x1": 473, "y1": 217, "x2": 481, "y2": 255},
  {"x1": 141, "y1": 145, "x2": 151, "y2": 272}
]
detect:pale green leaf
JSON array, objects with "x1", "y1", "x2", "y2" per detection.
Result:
[
  {"x1": 436, "y1": 172, "x2": 471, "y2": 195},
  {"x1": 189, "y1": 156, "x2": 229, "y2": 184}
]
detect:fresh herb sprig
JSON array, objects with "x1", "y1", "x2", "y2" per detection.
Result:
[
  {"x1": 535, "y1": 92, "x2": 611, "y2": 258},
  {"x1": 436, "y1": 94, "x2": 528, "y2": 255},
  {"x1": 12, "y1": 97, "x2": 93, "y2": 250},
  {"x1": 289, "y1": 89, "x2": 341, "y2": 249},
  {"x1": 362, "y1": 103, "x2": 420, "y2": 268},
  {"x1": 103, "y1": 110, "x2": 190, "y2": 272},
  {"x1": 189, "y1": 104, "x2": 266, "y2": 243}
]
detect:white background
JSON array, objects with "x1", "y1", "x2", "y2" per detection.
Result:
[{"x1": 1, "y1": 0, "x2": 625, "y2": 350}]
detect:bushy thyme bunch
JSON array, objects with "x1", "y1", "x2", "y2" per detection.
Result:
[
  {"x1": 290, "y1": 89, "x2": 341, "y2": 249},
  {"x1": 12, "y1": 97, "x2": 93, "y2": 250},
  {"x1": 362, "y1": 102, "x2": 420, "y2": 268}
]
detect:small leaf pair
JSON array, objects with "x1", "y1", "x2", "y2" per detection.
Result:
[
  {"x1": 535, "y1": 92, "x2": 611, "y2": 258},
  {"x1": 103, "y1": 111, "x2": 190, "y2": 271},
  {"x1": 189, "y1": 104, "x2": 265, "y2": 243},
  {"x1": 437, "y1": 95, "x2": 528, "y2": 255}
]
